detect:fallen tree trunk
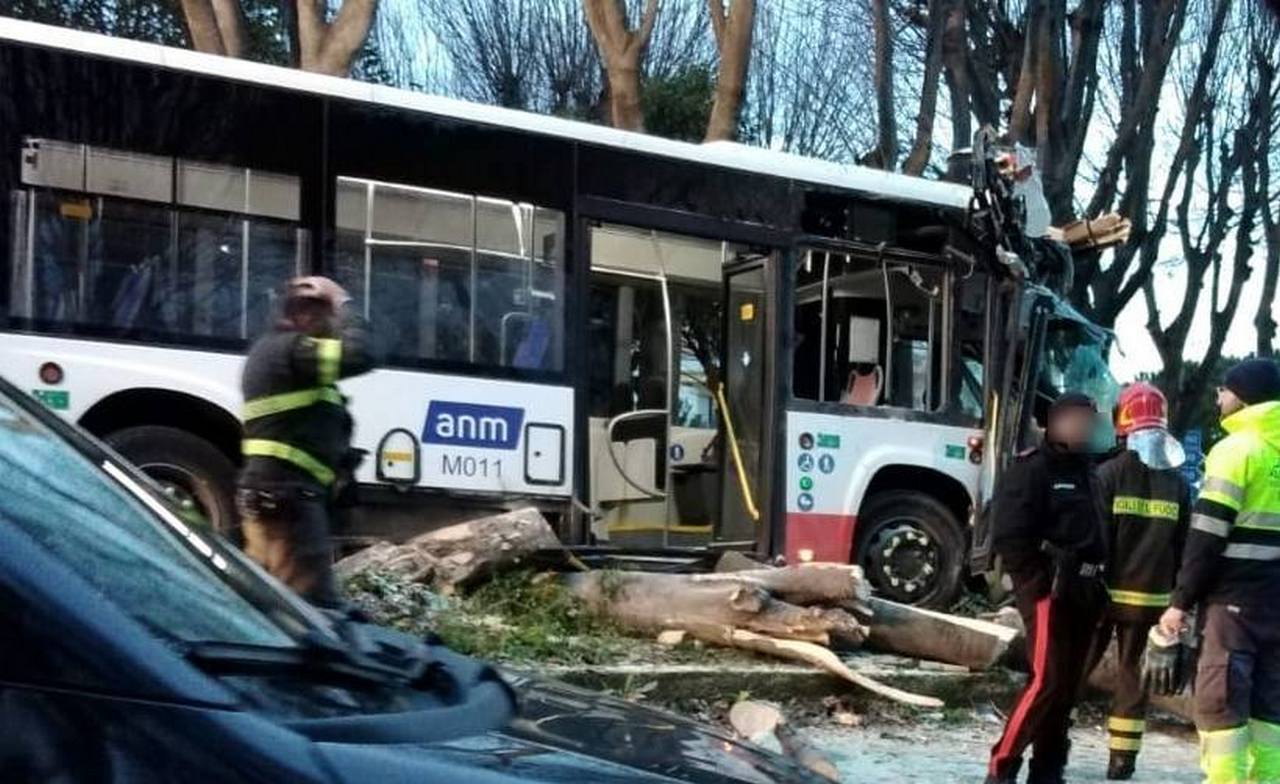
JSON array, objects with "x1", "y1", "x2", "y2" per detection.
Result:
[
  {"x1": 710, "y1": 557, "x2": 1014, "y2": 670},
  {"x1": 857, "y1": 597, "x2": 1020, "y2": 671},
  {"x1": 335, "y1": 507, "x2": 562, "y2": 592},
  {"x1": 691, "y1": 563, "x2": 872, "y2": 610},
  {"x1": 565, "y1": 571, "x2": 868, "y2": 647}
]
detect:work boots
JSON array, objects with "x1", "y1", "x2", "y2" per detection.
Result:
[{"x1": 1106, "y1": 750, "x2": 1137, "y2": 780}]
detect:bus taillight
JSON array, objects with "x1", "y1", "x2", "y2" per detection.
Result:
[{"x1": 967, "y1": 435, "x2": 984, "y2": 464}]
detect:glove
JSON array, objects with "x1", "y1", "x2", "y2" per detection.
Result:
[{"x1": 1141, "y1": 625, "x2": 1184, "y2": 696}]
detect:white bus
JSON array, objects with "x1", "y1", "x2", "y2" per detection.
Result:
[{"x1": 0, "y1": 17, "x2": 1114, "y2": 606}]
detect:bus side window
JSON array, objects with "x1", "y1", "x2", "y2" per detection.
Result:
[
  {"x1": 333, "y1": 177, "x2": 565, "y2": 373},
  {"x1": 10, "y1": 139, "x2": 305, "y2": 345},
  {"x1": 791, "y1": 248, "x2": 945, "y2": 413}
]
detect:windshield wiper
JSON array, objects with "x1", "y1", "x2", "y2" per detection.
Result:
[{"x1": 185, "y1": 620, "x2": 437, "y2": 686}]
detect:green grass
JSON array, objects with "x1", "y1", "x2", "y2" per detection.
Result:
[{"x1": 344, "y1": 569, "x2": 632, "y2": 665}]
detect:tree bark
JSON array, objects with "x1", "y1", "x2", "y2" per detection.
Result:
[
  {"x1": 870, "y1": 0, "x2": 897, "y2": 170},
  {"x1": 857, "y1": 596, "x2": 1019, "y2": 671},
  {"x1": 178, "y1": 0, "x2": 244, "y2": 57},
  {"x1": 903, "y1": 0, "x2": 947, "y2": 176},
  {"x1": 296, "y1": 0, "x2": 379, "y2": 76},
  {"x1": 1253, "y1": 38, "x2": 1278, "y2": 357},
  {"x1": 941, "y1": 1, "x2": 971, "y2": 148},
  {"x1": 583, "y1": 0, "x2": 659, "y2": 131},
  {"x1": 704, "y1": 0, "x2": 754, "y2": 143},
  {"x1": 565, "y1": 570, "x2": 870, "y2": 647},
  {"x1": 334, "y1": 507, "x2": 564, "y2": 592}
]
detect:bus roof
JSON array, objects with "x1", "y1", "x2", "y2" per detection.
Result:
[{"x1": 0, "y1": 16, "x2": 973, "y2": 212}]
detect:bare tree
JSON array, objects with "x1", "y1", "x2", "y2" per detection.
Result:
[
  {"x1": 1252, "y1": 14, "x2": 1280, "y2": 357},
  {"x1": 178, "y1": 0, "x2": 377, "y2": 75},
  {"x1": 705, "y1": 0, "x2": 755, "y2": 142},
  {"x1": 422, "y1": 0, "x2": 538, "y2": 108},
  {"x1": 1141, "y1": 1, "x2": 1270, "y2": 431},
  {"x1": 583, "y1": 0, "x2": 660, "y2": 131},
  {"x1": 740, "y1": 0, "x2": 875, "y2": 160}
]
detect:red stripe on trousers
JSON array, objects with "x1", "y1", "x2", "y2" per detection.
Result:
[{"x1": 990, "y1": 596, "x2": 1052, "y2": 775}]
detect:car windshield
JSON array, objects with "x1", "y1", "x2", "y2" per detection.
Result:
[{"x1": 0, "y1": 389, "x2": 300, "y2": 649}]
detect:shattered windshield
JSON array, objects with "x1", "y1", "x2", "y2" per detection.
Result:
[
  {"x1": 1040, "y1": 323, "x2": 1121, "y2": 450},
  {"x1": 0, "y1": 391, "x2": 298, "y2": 649}
]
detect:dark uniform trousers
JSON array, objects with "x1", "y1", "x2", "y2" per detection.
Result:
[
  {"x1": 989, "y1": 577, "x2": 1108, "y2": 781},
  {"x1": 986, "y1": 443, "x2": 1110, "y2": 782},
  {"x1": 237, "y1": 483, "x2": 340, "y2": 608},
  {"x1": 1083, "y1": 612, "x2": 1156, "y2": 753}
]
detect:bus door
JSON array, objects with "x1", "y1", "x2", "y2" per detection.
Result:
[
  {"x1": 716, "y1": 255, "x2": 771, "y2": 548},
  {"x1": 586, "y1": 224, "x2": 725, "y2": 549}
]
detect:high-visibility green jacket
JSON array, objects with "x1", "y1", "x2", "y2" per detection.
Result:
[
  {"x1": 1172, "y1": 400, "x2": 1280, "y2": 610},
  {"x1": 1098, "y1": 449, "x2": 1191, "y2": 621},
  {"x1": 240, "y1": 308, "x2": 374, "y2": 488}
]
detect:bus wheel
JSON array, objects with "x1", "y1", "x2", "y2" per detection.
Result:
[
  {"x1": 854, "y1": 491, "x2": 964, "y2": 610},
  {"x1": 104, "y1": 426, "x2": 239, "y2": 541}
]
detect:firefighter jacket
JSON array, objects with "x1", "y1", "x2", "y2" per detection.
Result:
[
  {"x1": 1097, "y1": 449, "x2": 1191, "y2": 621},
  {"x1": 993, "y1": 444, "x2": 1109, "y2": 602},
  {"x1": 1172, "y1": 400, "x2": 1280, "y2": 610},
  {"x1": 240, "y1": 308, "x2": 374, "y2": 488}
]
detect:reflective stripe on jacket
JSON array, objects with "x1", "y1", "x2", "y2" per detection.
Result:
[{"x1": 1173, "y1": 401, "x2": 1280, "y2": 609}]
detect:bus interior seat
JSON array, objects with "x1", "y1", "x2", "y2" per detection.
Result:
[
  {"x1": 844, "y1": 364, "x2": 883, "y2": 406},
  {"x1": 109, "y1": 259, "x2": 156, "y2": 330},
  {"x1": 512, "y1": 317, "x2": 550, "y2": 369}
]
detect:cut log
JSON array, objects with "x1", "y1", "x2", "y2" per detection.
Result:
[
  {"x1": 691, "y1": 563, "x2": 872, "y2": 609},
  {"x1": 335, "y1": 507, "x2": 561, "y2": 592},
  {"x1": 703, "y1": 628, "x2": 944, "y2": 709},
  {"x1": 565, "y1": 570, "x2": 869, "y2": 647},
  {"x1": 706, "y1": 557, "x2": 1012, "y2": 669},
  {"x1": 855, "y1": 597, "x2": 1020, "y2": 671}
]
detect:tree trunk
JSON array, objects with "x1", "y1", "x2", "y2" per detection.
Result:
[
  {"x1": 903, "y1": 0, "x2": 947, "y2": 176},
  {"x1": 295, "y1": 0, "x2": 379, "y2": 77},
  {"x1": 705, "y1": 0, "x2": 755, "y2": 143},
  {"x1": 565, "y1": 570, "x2": 870, "y2": 647},
  {"x1": 583, "y1": 0, "x2": 659, "y2": 132},
  {"x1": 334, "y1": 507, "x2": 564, "y2": 592},
  {"x1": 178, "y1": 0, "x2": 244, "y2": 57},
  {"x1": 858, "y1": 597, "x2": 1020, "y2": 671},
  {"x1": 941, "y1": 1, "x2": 971, "y2": 149},
  {"x1": 871, "y1": 0, "x2": 897, "y2": 170}
]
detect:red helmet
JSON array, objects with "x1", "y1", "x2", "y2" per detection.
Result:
[{"x1": 1115, "y1": 382, "x2": 1169, "y2": 436}]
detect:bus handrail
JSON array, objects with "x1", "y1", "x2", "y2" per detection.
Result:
[
  {"x1": 716, "y1": 383, "x2": 760, "y2": 523},
  {"x1": 604, "y1": 409, "x2": 667, "y2": 500}
]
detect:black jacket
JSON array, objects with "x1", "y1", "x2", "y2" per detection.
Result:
[
  {"x1": 240, "y1": 307, "x2": 375, "y2": 488},
  {"x1": 993, "y1": 445, "x2": 1109, "y2": 602},
  {"x1": 1097, "y1": 450, "x2": 1190, "y2": 622}
]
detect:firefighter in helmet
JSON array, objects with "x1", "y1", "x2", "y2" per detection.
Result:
[
  {"x1": 1084, "y1": 382, "x2": 1191, "y2": 780},
  {"x1": 237, "y1": 276, "x2": 374, "y2": 607}
]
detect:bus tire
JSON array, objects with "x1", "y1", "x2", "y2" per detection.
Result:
[
  {"x1": 854, "y1": 490, "x2": 965, "y2": 610},
  {"x1": 104, "y1": 425, "x2": 239, "y2": 540}
]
